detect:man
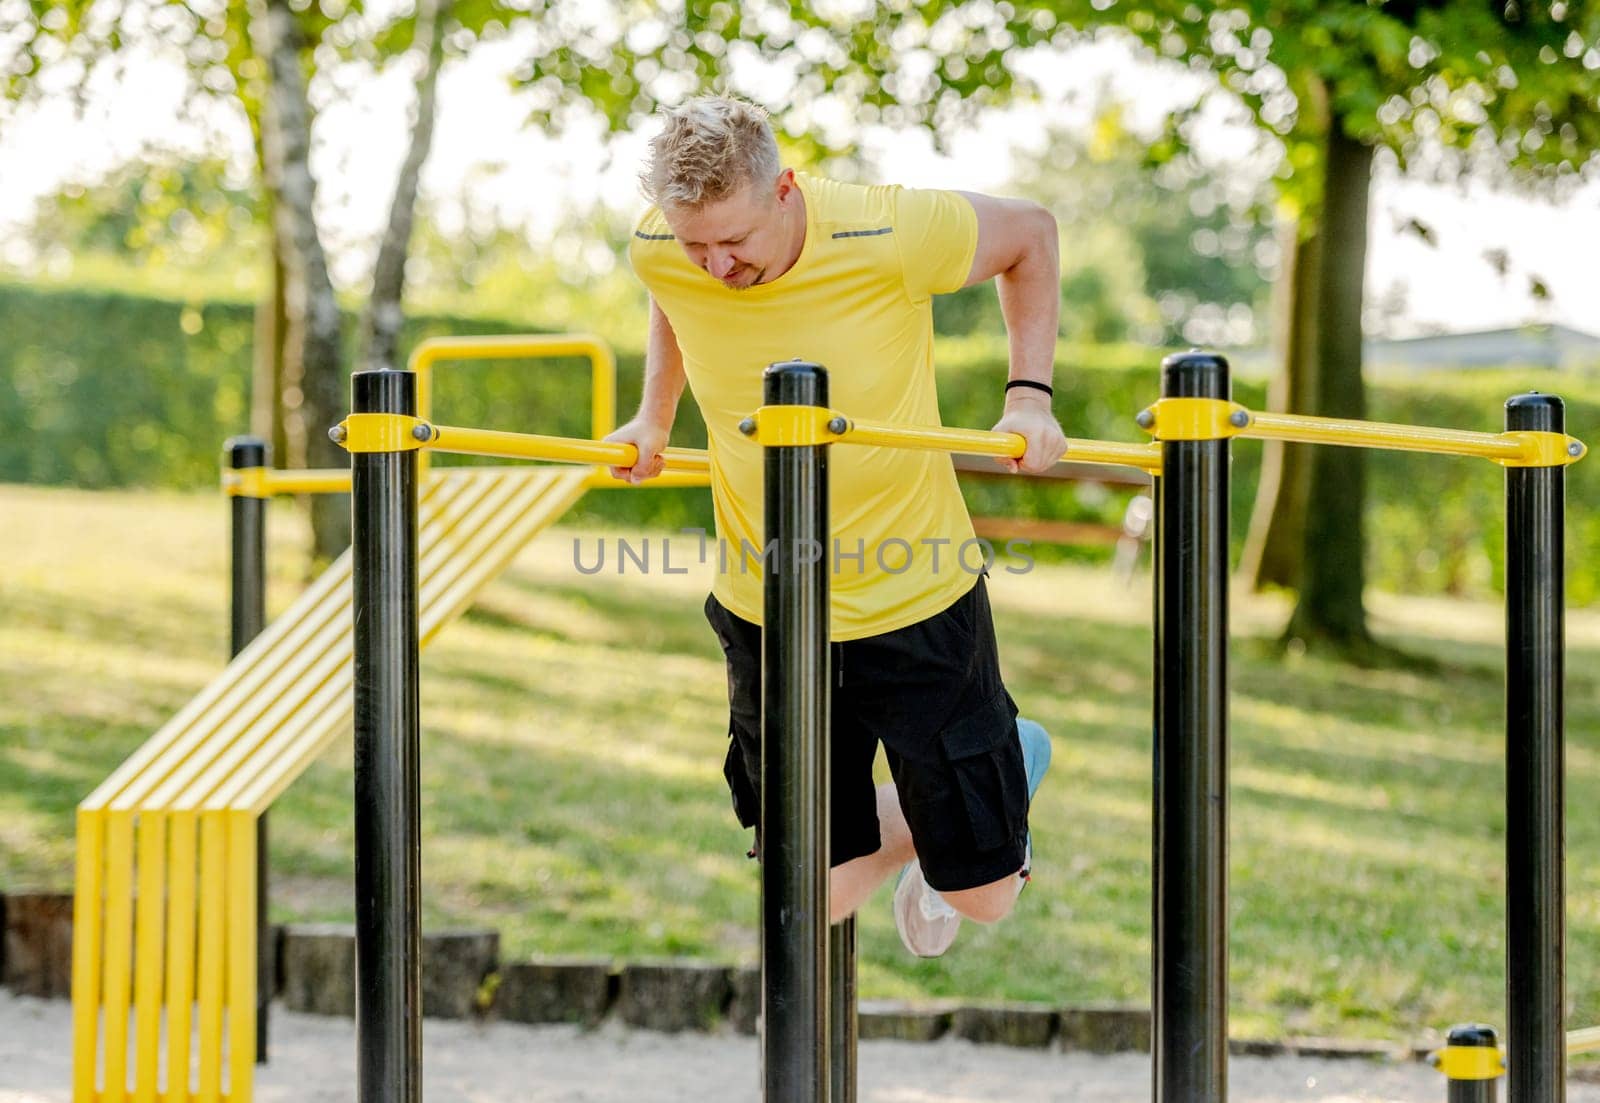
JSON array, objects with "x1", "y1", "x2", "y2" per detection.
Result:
[{"x1": 607, "y1": 95, "x2": 1067, "y2": 957}]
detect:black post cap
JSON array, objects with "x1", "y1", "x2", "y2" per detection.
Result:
[
  {"x1": 1506, "y1": 392, "x2": 1565, "y2": 433},
  {"x1": 352, "y1": 369, "x2": 417, "y2": 416},
  {"x1": 1447, "y1": 1023, "x2": 1499, "y2": 1048},
  {"x1": 1161, "y1": 349, "x2": 1231, "y2": 400},
  {"x1": 224, "y1": 435, "x2": 270, "y2": 469},
  {"x1": 763, "y1": 359, "x2": 829, "y2": 406}
]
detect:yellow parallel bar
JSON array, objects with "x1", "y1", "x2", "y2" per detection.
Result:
[
  {"x1": 1568, "y1": 1025, "x2": 1600, "y2": 1055},
  {"x1": 846, "y1": 418, "x2": 1163, "y2": 474},
  {"x1": 582, "y1": 468, "x2": 712, "y2": 490},
  {"x1": 132, "y1": 812, "x2": 166, "y2": 1102},
  {"x1": 422, "y1": 422, "x2": 710, "y2": 473},
  {"x1": 101, "y1": 812, "x2": 133, "y2": 1103},
  {"x1": 165, "y1": 812, "x2": 198, "y2": 1103},
  {"x1": 221, "y1": 467, "x2": 353, "y2": 498},
  {"x1": 264, "y1": 468, "x2": 352, "y2": 495},
  {"x1": 70, "y1": 810, "x2": 105, "y2": 1103},
  {"x1": 1247, "y1": 410, "x2": 1525, "y2": 460},
  {"x1": 1242, "y1": 412, "x2": 1584, "y2": 466},
  {"x1": 744, "y1": 405, "x2": 1162, "y2": 473},
  {"x1": 195, "y1": 813, "x2": 226, "y2": 1103},
  {"x1": 226, "y1": 810, "x2": 257, "y2": 1103}
]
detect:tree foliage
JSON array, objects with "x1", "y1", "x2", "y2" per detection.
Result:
[{"x1": 501, "y1": 1, "x2": 1600, "y2": 185}]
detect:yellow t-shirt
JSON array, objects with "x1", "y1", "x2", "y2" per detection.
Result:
[{"x1": 629, "y1": 173, "x2": 981, "y2": 640}]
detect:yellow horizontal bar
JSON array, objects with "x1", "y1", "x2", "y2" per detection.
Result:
[
  {"x1": 583, "y1": 469, "x2": 713, "y2": 490},
  {"x1": 222, "y1": 467, "x2": 354, "y2": 497},
  {"x1": 264, "y1": 468, "x2": 352, "y2": 494},
  {"x1": 1242, "y1": 411, "x2": 1585, "y2": 466},
  {"x1": 423, "y1": 422, "x2": 710, "y2": 473},
  {"x1": 842, "y1": 416, "x2": 1163, "y2": 474},
  {"x1": 1568, "y1": 1025, "x2": 1600, "y2": 1055}
]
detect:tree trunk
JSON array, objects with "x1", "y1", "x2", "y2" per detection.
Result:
[
  {"x1": 1238, "y1": 216, "x2": 1319, "y2": 591},
  {"x1": 251, "y1": 225, "x2": 290, "y2": 466},
  {"x1": 359, "y1": 0, "x2": 447, "y2": 375},
  {"x1": 1284, "y1": 120, "x2": 1374, "y2": 648},
  {"x1": 249, "y1": 0, "x2": 348, "y2": 567}
]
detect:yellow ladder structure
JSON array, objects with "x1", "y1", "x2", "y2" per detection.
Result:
[{"x1": 71, "y1": 465, "x2": 592, "y2": 1103}]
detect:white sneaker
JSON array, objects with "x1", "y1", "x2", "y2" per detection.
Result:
[{"x1": 892, "y1": 859, "x2": 962, "y2": 957}]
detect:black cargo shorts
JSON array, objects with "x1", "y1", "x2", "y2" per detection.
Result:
[{"x1": 704, "y1": 575, "x2": 1030, "y2": 893}]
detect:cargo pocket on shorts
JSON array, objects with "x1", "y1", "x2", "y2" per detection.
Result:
[
  {"x1": 723, "y1": 736, "x2": 759, "y2": 830},
  {"x1": 938, "y1": 690, "x2": 1026, "y2": 852}
]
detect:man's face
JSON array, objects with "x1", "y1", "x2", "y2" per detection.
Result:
[{"x1": 663, "y1": 172, "x2": 795, "y2": 290}]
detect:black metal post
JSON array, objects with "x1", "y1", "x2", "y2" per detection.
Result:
[
  {"x1": 760, "y1": 360, "x2": 832, "y2": 1101},
  {"x1": 226, "y1": 435, "x2": 272, "y2": 1065},
  {"x1": 830, "y1": 917, "x2": 857, "y2": 1103},
  {"x1": 350, "y1": 370, "x2": 422, "y2": 1103},
  {"x1": 1505, "y1": 393, "x2": 1566, "y2": 1103},
  {"x1": 1151, "y1": 351, "x2": 1230, "y2": 1102},
  {"x1": 1446, "y1": 1024, "x2": 1501, "y2": 1103}
]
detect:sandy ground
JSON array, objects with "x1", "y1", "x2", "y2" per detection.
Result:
[{"x1": 7, "y1": 992, "x2": 1596, "y2": 1103}]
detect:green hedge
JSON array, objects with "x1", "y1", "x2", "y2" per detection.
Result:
[{"x1": 4, "y1": 281, "x2": 1594, "y2": 603}]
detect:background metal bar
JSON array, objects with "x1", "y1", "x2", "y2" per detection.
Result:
[
  {"x1": 1152, "y1": 351, "x2": 1230, "y2": 1103},
  {"x1": 830, "y1": 917, "x2": 858, "y2": 1103},
  {"x1": 761, "y1": 360, "x2": 833, "y2": 1101},
  {"x1": 350, "y1": 368, "x2": 423, "y2": 1103},
  {"x1": 1505, "y1": 392, "x2": 1566, "y2": 1103},
  {"x1": 227, "y1": 435, "x2": 273, "y2": 1065}
]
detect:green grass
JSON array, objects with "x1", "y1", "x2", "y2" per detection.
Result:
[{"x1": 3, "y1": 482, "x2": 1599, "y2": 1043}]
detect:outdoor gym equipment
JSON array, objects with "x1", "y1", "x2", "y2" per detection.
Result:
[
  {"x1": 68, "y1": 335, "x2": 708, "y2": 1103},
  {"x1": 337, "y1": 349, "x2": 1584, "y2": 1102}
]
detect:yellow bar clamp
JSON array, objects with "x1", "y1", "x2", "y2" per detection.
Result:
[
  {"x1": 1499, "y1": 430, "x2": 1587, "y2": 468},
  {"x1": 1432, "y1": 1043, "x2": 1506, "y2": 1080},
  {"x1": 1136, "y1": 398, "x2": 1250, "y2": 441},
  {"x1": 333, "y1": 413, "x2": 431, "y2": 453},
  {"x1": 741, "y1": 405, "x2": 846, "y2": 447}
]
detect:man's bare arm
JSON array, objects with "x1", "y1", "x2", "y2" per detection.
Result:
[
  {"x1": 957, "y1": 192, "x2": 1066, "y2": 474},
  {"x1": 604, "y1": 297, "x2": 686, "y2": 482}
]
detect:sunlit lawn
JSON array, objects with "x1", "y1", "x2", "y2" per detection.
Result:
[{"x1": 3, "y1": 481, "x2": 1599, "y2": 1043}]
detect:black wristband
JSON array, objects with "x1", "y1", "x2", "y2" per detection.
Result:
[{"x1": 1005, "y1": 379, "x2": 1054, "y2": 398}]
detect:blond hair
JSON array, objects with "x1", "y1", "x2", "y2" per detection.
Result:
[{"x1": 641, "y1": 96, "x2": 782, "y2": 209}]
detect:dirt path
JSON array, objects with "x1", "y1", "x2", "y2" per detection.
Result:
[{"x1": 8, "y1": 991, "x2": 1592, "y2": 1102}]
